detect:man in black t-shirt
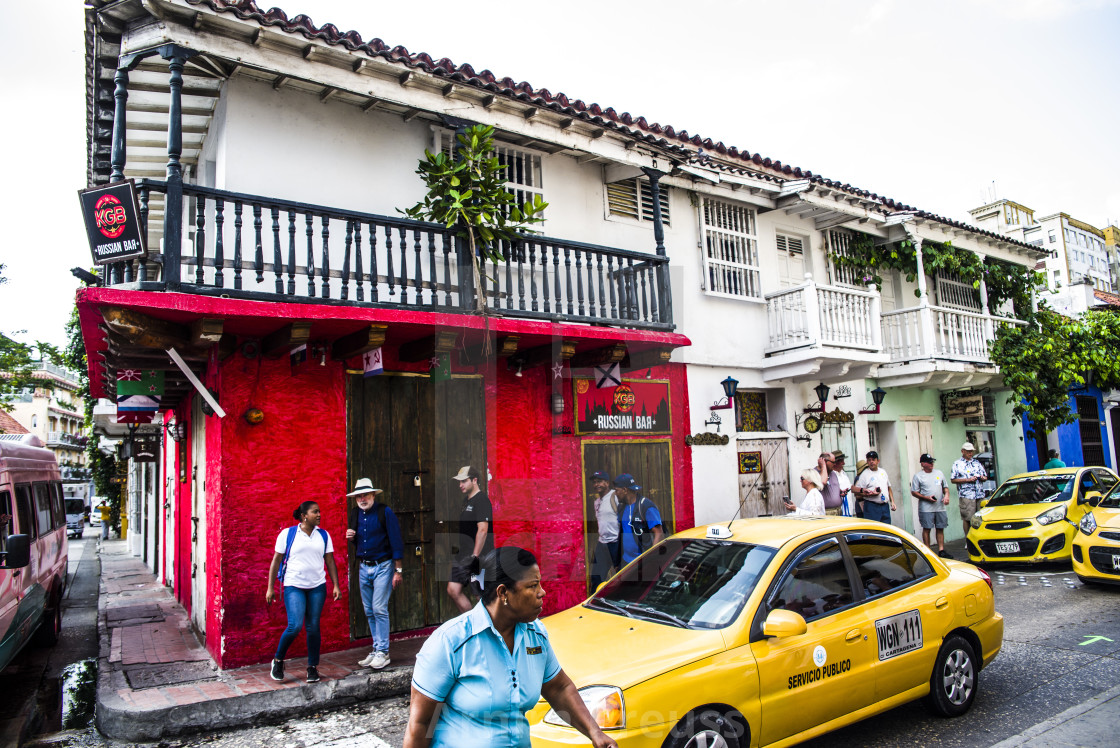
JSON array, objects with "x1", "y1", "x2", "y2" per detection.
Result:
[{"x1": 447, "y1": 465, "x2": 494, "y2": 612}]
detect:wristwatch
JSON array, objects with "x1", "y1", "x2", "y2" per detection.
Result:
[{"x1": 394, "y1": 567, "x2": 403, "y2": 573}]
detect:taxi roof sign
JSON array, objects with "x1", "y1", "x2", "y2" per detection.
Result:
[{"x1": 706, "y1": 525, "x2": 733, "y2": 539}]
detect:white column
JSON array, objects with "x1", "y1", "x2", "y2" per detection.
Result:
[
  {"x1": 977, "y1": 253, "x2": 994, "y2": 348},
  {"x1": 869, "y1": 292, "x2": 883, "y2": 350},
  {"x1": 913, "y1": 237, "x2": 936, "y2": 356},
  {"x1": 803, "y1": 272, "x2": 822, "y2": 347}
]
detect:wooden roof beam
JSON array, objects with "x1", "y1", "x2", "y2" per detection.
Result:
[
  {"x1": 262, "y1": 321, "x2": 312, "y2": 358},
  {"x1": 398, "y1": 330, "x2": 458, "y2": 362},
  {"x1": 332, "y1": 324, "x2": 389, "y2": 360}
]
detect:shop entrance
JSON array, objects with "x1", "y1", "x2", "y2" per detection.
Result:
[
  {"x1": 346, "y1": 372, "x2": 485, "y2": 637},
  {"x1": 581, "y1": 440, "x2": 674, "y2": 586}
]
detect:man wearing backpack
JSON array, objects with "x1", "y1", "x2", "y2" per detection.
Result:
[
  {"x1": 345, "y1": 479, "x2": 404, "y2": 671},
  {"x1": 614, "y1": 474, "x2": 664, "y2": 565}
]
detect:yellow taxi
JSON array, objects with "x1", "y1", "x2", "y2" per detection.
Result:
[
  {"x1": 529, "y1": 517, "x2": 1002, "y2": 748},
  {"x1": 1072, "y1": 480, "x2": 1120, "y2": 585},
  {"x1": 966, "y1": 467, "x2": 1119, "y2": 565}
]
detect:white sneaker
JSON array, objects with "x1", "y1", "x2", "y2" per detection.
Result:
[
  {"x1": 358, "y1": 652, "x2": 377, "y2": 667},
  {"x1": 369, "y1": 652, "x2": 390, "y2": 670}
]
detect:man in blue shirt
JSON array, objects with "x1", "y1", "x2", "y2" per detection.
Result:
[
  {"x1": 345, "y1": 478, "x2": 404, "y2": 670},
  {"x1": 614, "y1": 474, "x2": 664, "y2": 564}
]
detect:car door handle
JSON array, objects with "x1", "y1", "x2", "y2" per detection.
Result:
[
  {"x1": 846, "y1": 628, "x2": 861, "y2": 642},
  {"x1": 935, "y1": 596, "x2": 949, "y2": 609}
]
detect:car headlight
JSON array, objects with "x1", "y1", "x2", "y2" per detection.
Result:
[
  {"x1": 1079, "y1": 512, "x2": 1097, "y2": 535},
  {"x1": 543, "y1": 686, "x2": 624, "y2": 730},
  {"x1": 970, "y1": 515, "x2": 983, "y2": 529},
  {"x1": 1036, "y1": 506, "x2": 1066, "y2": 526}
]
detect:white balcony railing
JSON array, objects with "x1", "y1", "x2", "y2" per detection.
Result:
[
  {"x1": 765, "y1": 275, "x2": 882, "y2": 355},
  {"x1": 882, "y1": 305, "x2": 1026, "y2": 363}
]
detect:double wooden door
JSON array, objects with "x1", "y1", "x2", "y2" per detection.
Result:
[{"x1": 347, "y1": 373, "x2": 485, "y2": 637}]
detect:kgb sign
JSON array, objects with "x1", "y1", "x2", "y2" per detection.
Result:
[
  {"x1": 574, "y1": 378, "x2": 671, "y2": 435},
  {"x1": 77, "y1": 180, "x2": 147, "y2": 264}
]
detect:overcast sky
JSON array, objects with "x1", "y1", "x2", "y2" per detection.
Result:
[{"x1": 1, "y1": 0, "x2": 1117, "y2": 349}]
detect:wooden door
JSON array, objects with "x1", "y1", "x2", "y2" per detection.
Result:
[
  {"x1": 347, "y1": 373, "x2": 485, "y2": 637},
  {"x1": 736, "y1": 438, "x2": 790, "y2": 517},
  {"x1": 581, "y1": 440, "x2": 674, "y2": 585}
]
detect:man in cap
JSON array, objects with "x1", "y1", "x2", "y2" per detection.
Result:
[
  {"x1": 447, "y1": 466, "x2": 494, "y2": 613},
  {"x1": 831, "y1": 452, "x2": 856, "y2": 517},
  {"x1": 853, "y1": 451, "x2": 897, "y2": 523},
  {"x1": 815, "y1": 452, "x2": 847, "y2": 516},
  {"x1": 345, "y1": 478, "x2": 404, "y2": 670},
  {"x1": 951, "y1": 442, "x2": 988, "y2": 536},
  {"x1": 910, "y1": 454, "x2": 952, "y2": 557},
  {"x1": 614, "y1": 474, "x2": 664, "y2": 565},
  {"x1": 588, "y1": 470, "x2": 620, "y2": 592}
]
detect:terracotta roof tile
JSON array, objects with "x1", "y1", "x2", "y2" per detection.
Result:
[
  {"x1": 1094, "y1": 289, "x2": 1120, "y2": 307},
  {"x1": 0, "y1": 411, "x2": 29, "y2": 434}
]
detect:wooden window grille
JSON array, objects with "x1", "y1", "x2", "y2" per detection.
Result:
[
  {"x1": 935, "y1": 272, "x2": 981, "y2": 311},
  {"x1": 701, "y1": 197, "x2": 760, "y2": 299},
  {"x1": 433, "y1": 129, "x2": 545, "y2": 217},
  {"x1": 826, "y1": 229, "x2": 866, "y2": 287}
]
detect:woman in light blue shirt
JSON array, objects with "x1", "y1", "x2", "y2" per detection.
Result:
[{"x1": 404, "y1": 547, "x2": 616, "y2": 748}]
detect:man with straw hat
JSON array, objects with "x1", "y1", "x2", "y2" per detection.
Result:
[{"x1": 346, "y1": 478, "x2": 404, "y2": 670}]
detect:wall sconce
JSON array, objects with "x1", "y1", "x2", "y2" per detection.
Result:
[
  {"x1": 550, "y1": 391, "x2": 565, "y2": 415},
  {"x1": 859, "y1": 386, "x2": 887, "y2": 415},
  {"x1": 704, "y1": 411, "x2": 722, "y2": 432},
  {"x1": 710, "y1": 376, "x2": 739, "y2": 410},
  {"x1": 243, "y1": 407, "x2": 265, "y2": 425},
  {"x1": 165, "y1": 420, "x2": 187, "y2": 442},
  {"x1": 803, "y1": 382, "x2": 831, "y2": 414}
]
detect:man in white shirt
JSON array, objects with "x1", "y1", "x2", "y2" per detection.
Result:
[
  {"x1": 853, "y1": 450, "x2": 896, "y2": 524},
  {"x1": 588, "y1": 470, "x2": 619, "y2": 592},
  {"x1": 832, "y1": 452, "x2": 856, "y2": 517}
]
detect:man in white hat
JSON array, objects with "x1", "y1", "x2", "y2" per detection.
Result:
[
  {"x1": 345, "y1": 478, "x2": 403, "y2": 670},
  {"x1": 448, "y1": 466, "x2": 493, "y2": 613},
  {"x1": 951, "y1": 442, "x2": 988, "y2": 536}
]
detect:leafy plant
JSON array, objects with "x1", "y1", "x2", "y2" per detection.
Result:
[
  {"x1": 401, "y1": 125, "x2": 547, "y2": 312},
  {"x1": 0, "y1": 264, "x2": 62, "y2": 411}
]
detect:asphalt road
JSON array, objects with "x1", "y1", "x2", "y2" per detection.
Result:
[{"x1": 23, "y1": 558, "x2": 1120, "y2": 748}]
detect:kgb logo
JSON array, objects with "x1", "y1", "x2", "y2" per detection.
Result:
[
  {"x1": 613, "y1": 384, "x2": 636, "y2": 413},
  {"x1": 94, "y1": 194, "x2": 128, "y2": 239}
]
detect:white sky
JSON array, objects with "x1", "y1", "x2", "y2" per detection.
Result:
[{"x1": 1, "y1": 0, "x2": 1118, "y2": 349}]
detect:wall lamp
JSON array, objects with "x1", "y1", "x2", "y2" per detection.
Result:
[
  {"x1": 165, "y1": 419, "x2": 187, "y2": 442},
  {"x1": 710, "y1": 376, "x2": 739, "y2": 410},
  {"x1": 550, "y1": 391, "x2": 565, "y2": 415},
  {"x1": 859, "y1": 387, "x2": 888, "y2": 415},
  {"x1": 803, "y1": 382, "x2": 831, "y2": 414}
]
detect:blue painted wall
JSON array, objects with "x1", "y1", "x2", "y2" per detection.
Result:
[{"x1": 1022, "y1": 387, "x2": 1110, "y2": 471}]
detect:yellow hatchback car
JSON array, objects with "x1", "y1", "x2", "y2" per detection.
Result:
[
  {"x1": 966, "y1": 467, "x2": 1119, "y2": 564},
  {"x1": 1072, "y1": 481, "x2": 1120, "y2": 585},
  {"x1": 529, "y1": 518, "x2": 1002, "y2": 748}
]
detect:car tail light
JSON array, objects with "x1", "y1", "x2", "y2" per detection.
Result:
[{"x1": 976, "y1": 567, "x2": 992, "y2": 590}]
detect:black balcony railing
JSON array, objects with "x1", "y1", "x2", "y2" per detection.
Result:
[{"x1": 101, "y1": 180, "x2": 673, "y2": 331}]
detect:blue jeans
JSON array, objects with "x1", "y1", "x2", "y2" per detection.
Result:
[
  {"x1": 275, "y1": 584, "x2": 326, "y2": 665},
  {"x1": 864, "y1": 501, "x2": 892, "y2": 524},
  {"x1": 359, "y1": 560, "x2": 393, "y2": 653}
]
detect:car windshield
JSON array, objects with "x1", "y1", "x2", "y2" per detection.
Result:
[
  {"x1": 587, "y1": 538, "x2": 776, "y2": 629},
  {"x1": 986, "y1": 474, "x2": 1075, "y2": 506},
  {"x1": 65, "y1": 499, "x2": 85, "y2": 515},
  {"x1": 1099, "y1": 481, "x2": 1120, "y2": 509}
]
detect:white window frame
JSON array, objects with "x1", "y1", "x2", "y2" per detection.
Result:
[
  {"x1": 700, "y1": 197, "x2": 760, "y2": 300},
  {"x1": 431, "y1": 128, "x2": 545, "y2": 214},
  {"x1": 934, "y1": 271, "x2": 981, "y2": 311},
  {"x1": 605, "y1": 177, "x2": 671, "y2": 226}
]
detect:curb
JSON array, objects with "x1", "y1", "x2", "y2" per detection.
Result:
[{"x1": 988, "y1": 681, "x2": 1120, "y2": 748}]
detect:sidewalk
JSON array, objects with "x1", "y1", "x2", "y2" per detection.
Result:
[
  {"x1": 95, "y1": 540, "x2": 422, "y2": 742},
  {"x1": 991, "y1": 681, "x2": 1120, "y2": 748}
]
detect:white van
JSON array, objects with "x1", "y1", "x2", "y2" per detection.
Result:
[
  {"x1": 0, "y1": 434, "x2": 68, "y2": 672},
  {"x1": 65, "y1": 498, "x2": 86, "y2": 539}
]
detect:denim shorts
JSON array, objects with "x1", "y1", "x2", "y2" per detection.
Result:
[{"x1": 919, "y1": 511, "x2": 949, "y2": 529}]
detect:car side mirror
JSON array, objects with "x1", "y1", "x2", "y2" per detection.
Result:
[
  {"x1": 977, "y1": 498, "x2": 989, "y2": 509},
  {"x1": 763, "y1": 609, "x2": 808, "y2": 638},
  {"x1": 1079, "y1": 491, "x2": 1102, "y2": 507},
  {"x1": 0, "y1": 534, "x2": 30, "y2": 569}
]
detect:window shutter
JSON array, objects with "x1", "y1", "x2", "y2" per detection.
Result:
[{"x1": 607, "y1": 179, "x2": 640, "y2": 220}]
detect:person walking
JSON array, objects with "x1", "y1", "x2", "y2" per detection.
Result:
[
  {"x1": 784, "y1": 469, "x2": 825, "y2": 516},
  {"x1": 447, "y1": 466, "x2": 494, "y2": 613},
  {"x1": 852, "y1": 451, "x2": 897, "y2": 523},
  {"x1": 404, "y1": 547, "x2": 617, "y2": 748},
  {"x1": 97, "y1": 500, "x2": 111, "y2": 541},
  {"x1": 1043, "y1": 449, "x2": 1066, "y2": 469},
  {"x1": 614, "y1": 474, "x2": 664, "y2": 565},
  {"x1": 265, "y1": 501, "x2": 341, "y2": 683},
  {"x1": 587, "y1": 470, "x2": 619, "y2": 592},
  {"x1": 951, "y1": 442, "x2": 988, "y2": 536},
  {"x1": 910, "y1": 454, "x2": 952, "y2": 558},
  {"x1": 345, "y1": 479, "x2": 404, "y2": 671}
]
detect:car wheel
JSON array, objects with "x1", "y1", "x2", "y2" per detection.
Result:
[
  {"x1": 665, "y1": 709, "x2": 744, "y2": 748},
  {"x1": 925, "y1": 634, "x2": 977, "y2": 717},
  {"x1": 33, "y1": 587, "x2": 62, "y2": 647}
]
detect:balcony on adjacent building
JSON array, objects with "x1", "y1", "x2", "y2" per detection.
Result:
[
  {"x1": 47, "y1": 431, "x2": 88, "y2": 450},
  {"x1": 761, "y1": 274, "x2": 889, "y2": 382}
]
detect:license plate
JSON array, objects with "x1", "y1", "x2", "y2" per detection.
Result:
[
  {"x1": 1113, "y1": 554, "x2": 1120, "y2": 570},
  {"x1": 875, "y1": 609, "x2": 923, "y2": 661},
  {"x1": 995, "y1": 541, "x2": 1020, "y2": 554}
]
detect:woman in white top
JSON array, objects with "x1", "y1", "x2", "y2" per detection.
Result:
[
  {"x1": 265, "y1": 501, "x2": 341, "y2": 683},
  {"x1": 785, "y1": 469, "x2": 826, "y2": 516}
]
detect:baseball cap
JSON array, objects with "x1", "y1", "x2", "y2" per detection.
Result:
[
  {"x1": 590, "y1": 470, "x2": 610, "y2": 482},
  {"x1": 961, "y1": 442, "x2": 976, "y2": 452},
  {"x1": 613, "y1": 473, "x2": 638, "y2": 489},
  {"x1": 866, "y1": 450, "x2": 879, "y2": 459},
  {"x1": 920, "y1": 453, "x2": 935, "y2": 464}
]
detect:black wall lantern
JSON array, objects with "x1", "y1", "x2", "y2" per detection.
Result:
[
  {"x1": 803, "y1": 382, "x2": 831, "y2": 414},
  {"x1": 711, "y1": 376, "x2": 739, "y2": 411},
  {"x1": 859, "y1": 386, "x2": 888, "y2": 415}
]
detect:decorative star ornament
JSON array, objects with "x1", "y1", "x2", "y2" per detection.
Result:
[
  {"x1": 551, "y1": 361, "x2": 564, "y2": 380},
  {"x1": 430, "y1": 356, "x2": 441, "y2": 370}
]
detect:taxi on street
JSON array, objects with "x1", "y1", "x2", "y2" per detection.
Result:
[
  {"x1": 529, "y1": 517, "x2": 1003, "y2": 748},
  {"x1": 1073, "y1": 479, "x2": 1120, "y2": 585},
  {"x1": 967, "y1": 467, "x2": 1119, "y2": 564}
]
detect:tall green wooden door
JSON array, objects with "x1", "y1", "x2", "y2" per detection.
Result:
[{"x1": 347, "y1": 372, "x2": 485, "y2": 637}]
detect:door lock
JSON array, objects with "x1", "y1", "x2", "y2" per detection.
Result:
[
  {"x1": 415, "y1": 545, "x2": 423, "y2": 557},
  {"x1": 413, "y1": 475, "x2": 421, "y2": 487}
]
